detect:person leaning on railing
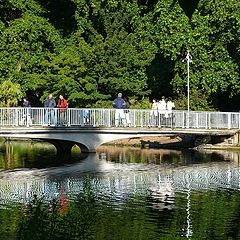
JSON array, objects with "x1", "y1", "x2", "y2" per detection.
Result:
[
  {"x1": 21, "y1": 97, "x2": 32, "y2": 126},
  {"x1": 112, "y1": 93, "x2": 126, "y2": 127},
  {"x1": 44, "y1": 94, "x2": 56, "y2": 126},
  {"x1": 57, "y1": 95, "x2": 68, "y2": 126}
]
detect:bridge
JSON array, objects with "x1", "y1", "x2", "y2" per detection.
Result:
[{"x1": 0, "y1": 107, "x2": 239, "y2": 154}]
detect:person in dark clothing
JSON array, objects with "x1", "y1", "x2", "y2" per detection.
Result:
[
  {"x1": 44, "y1": 94, "x2": 56, "y2": 126},
  {"x1": 112, "y1": 93, "x2": 126, "y2": 126},
  {"x1": 23, "y1": 98, "x2": 31, "y2": 108},
  {"x1": 21, "y1": 97, "x2": 32, "y2": 126}
]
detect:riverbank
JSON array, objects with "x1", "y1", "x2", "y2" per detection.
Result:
[
  {"x1": 106, "y1": 136, "x2": 240, "y2": 150},
  {"x1": 106, "y1": 136, "x2": 183, "y2": 149}
]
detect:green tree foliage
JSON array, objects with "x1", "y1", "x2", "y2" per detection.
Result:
[
  {"x1": 0, "y1": 80, "x2": 23, "y2": 106},
  {"x1": 0, "y1": 0, "x2": 239, "y2": 110}
]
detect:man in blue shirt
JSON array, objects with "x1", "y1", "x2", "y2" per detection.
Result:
[{"x1": 112, "y1": 93, "x2": 126, "y2": 127}]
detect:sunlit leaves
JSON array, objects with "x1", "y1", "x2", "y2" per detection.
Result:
[
  {"x1": 0, "y1": 0, "x2": 239, "y2": 109},
  {"x1": 0, "y1": 80, "x2": 23, "y2": 106}
]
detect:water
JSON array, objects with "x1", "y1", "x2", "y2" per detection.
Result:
[{"x1": 0, "y1": 141, "x2": 240, "y2": 239}]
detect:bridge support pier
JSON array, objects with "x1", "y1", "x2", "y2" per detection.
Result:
[
  {"x1": 48, "y1": 140, "x2": 76, "y2": 160},
  {"x1": 181, "y1": 135, "x2": 197, "y2": 148}
]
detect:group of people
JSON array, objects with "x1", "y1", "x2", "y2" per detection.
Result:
[
  {"x1": 22, "y1": 94, "x2": 68, "y2": 126},
  {"x1": 112, "y1": 93, "x2": 175, "y2": 127},
  {"x1": 150, "y1": 96, "x2": 175, "y2": 126},
  {"x1": 43, "y1": 94, "x2": 68, "y2": 126},
  {"x1": 21, "y1": 92, "x2": 175, "y2": 127}
]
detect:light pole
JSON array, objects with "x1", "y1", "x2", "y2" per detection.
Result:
[{"x1": 183, "y1": 51, "x2": 192, "y2": 128}]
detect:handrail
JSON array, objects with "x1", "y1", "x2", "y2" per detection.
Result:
[{"x1": 0, "y1": 107, "x2": 239, "y2": 129}]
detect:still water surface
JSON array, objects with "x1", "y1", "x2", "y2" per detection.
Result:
[{"x1": 0, "y1": 141, "x2": 240, "y2": 239}]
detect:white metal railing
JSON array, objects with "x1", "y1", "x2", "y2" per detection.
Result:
[{"x1": 0, "y1": 107, "x2": 239, "y2": 129}]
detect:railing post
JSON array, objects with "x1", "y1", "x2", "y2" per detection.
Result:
[
  {"x1": 196, "y1": 112, "x2": 199, "y2": 128},
  {"x1": 26, "y1": 108, "x2": 29, "y2": 127},
  {"x1": 205, "y1": 112, "x2": 208, "y2": 129},
  {"x1": 67, "y1": 108, "x2": 70, "y2": 126},
  {"x1": 107, "y1": 109, "x2": 111, "y2": 127},
  {"x1": 182, "y1": 111, "x2": 185, "y2": 128},
  {"x1": 208, "y1": 112, "x2": 211, "y2": 129},
  {"x1": 133, "y1": 110, "x2": 136, "y2": 127},
  {"x1": 15, "y1": 108, "x2": 19, "y2": 126},
  {"x1": 239, "y1": 112, "x2": 240, "y2": 129},
  {"x1": 228, "y1": 113, "x2": 231, "y2": 129}
]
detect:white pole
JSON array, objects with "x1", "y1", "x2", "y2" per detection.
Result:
[
  {"x1": 187, "y1": 51, "x2": 190, "y2": 128},
  {"x1": 187, "y1": 51, "x2": 190, "y2": 117},
  {"x1": 185, "y1": 51, "x2": 192, "y2": 128}
]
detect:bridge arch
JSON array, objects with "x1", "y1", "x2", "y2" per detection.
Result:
[{"x1": 46, "y1": 139, "x2": 83, "y2": 160}]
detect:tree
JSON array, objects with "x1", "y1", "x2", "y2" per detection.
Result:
[{"x1": 0, "y1": 79, "x2": 23, "y2": 106}]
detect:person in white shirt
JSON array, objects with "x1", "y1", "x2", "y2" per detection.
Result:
[
  {"x1": 150, "y1": 98, "x2": 158, "y2": 126},
  {"x1": 157, "y1": 96, "x2": 167, "y2": 127}
]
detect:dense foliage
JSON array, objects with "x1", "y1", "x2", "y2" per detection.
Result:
[{"x1": 0, "y1": 0, "x2": 239, "y2": 110}]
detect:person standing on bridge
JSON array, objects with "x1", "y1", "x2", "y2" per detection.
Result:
[
  {"x1": 44, "y1": 94, "x2": 56, "y2": 126},
  {"x1": 150, "y1": 98, "x2": 158, "y2": 126},
  {"x1": 112, "y1": 93, "x2": 126, "y2": 127},
  {"x1": 157, "y1": 96, "x2": 167, "y2": 127},
  {"x1": 21, "y1": 97, "x2": 32, "y2": 126},
  {"x1": 165, "y1": 97, "x2": 175, "y2": 128},
  {"x1": 57, "y1": 95, "x2": 68, "y2": 126}
]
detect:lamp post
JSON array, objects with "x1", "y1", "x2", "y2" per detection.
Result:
[{"x1": 183, "y1": 51, "x2": 192, "y2": 128}]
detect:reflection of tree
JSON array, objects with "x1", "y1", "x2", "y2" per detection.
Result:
[
  {"x1": 0, "y1": 140, "x2": 84, "y2": 170},
  {"x1": 97, "y1": 146, "x2": 185, "y2": 165},
  {"x1": 189, "y1": 190, "x2": 240, "y2": 239},
  {"x1": 1, "y1": 180, "x2": 240, "y2": 239},
  {"x1": 17, "y1": 177, "x2": 97, "y2": 240},
  {"x1": 4, "y1": 141, "x2": 15, "y2": 169},
  {"x1": 97, "y1": 146, "x2": 240, "y2": 166}
]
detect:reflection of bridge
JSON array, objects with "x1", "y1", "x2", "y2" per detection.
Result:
[
  {"x1": 0, "y1": 155, "x2": 239, "y2": 205},
  {"x1": 0, "y1": 108, "x2": 239, "y2": 153}
]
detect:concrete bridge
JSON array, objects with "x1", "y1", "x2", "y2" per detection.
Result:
[
  {"x1": 0, "y1": 127, "x2": 238, "y2": 156},
  {"x1": 0, "y1": 107, "x2": 239, "y2": 155}
]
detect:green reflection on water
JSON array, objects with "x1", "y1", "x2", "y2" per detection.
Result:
[
  {"x1": 17, "y1": 178, "x2": 96, "y2": 240},
  {"x1": 1, "y1": 142, "x2": 240, "y2": 239},
  {"x1": 1, "y1": 179, "x2": 240, "y2": 240},
  {"x1": 0, "y1": 140, "x2": 56, "y2": 169},
  {"x1": 0, "y1": 140, "x2": 82, "y2": 170}
]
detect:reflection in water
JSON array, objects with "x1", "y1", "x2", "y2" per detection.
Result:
[
  {"x1": 97, "y1": 145, "x2": 238, "y2": 166},
  {"x1": 0, "y1": 142, "x2": 240, "y2": 239},
  {"x1": 0, "y1": 140, "x2": 88, "y2": 170}
]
